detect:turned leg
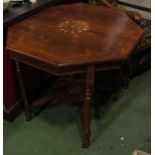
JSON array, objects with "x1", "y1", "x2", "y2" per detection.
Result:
[
  {"x1": 15, "y1": 61, "x2": 32, "y2": 121},
  {"x1": 81, "y1": 65, "x2": 95, "y2": 148},
  {"x1": 122, "y1": 58, "x2": 130, "y2": 89}
]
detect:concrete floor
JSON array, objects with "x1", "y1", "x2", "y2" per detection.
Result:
[{"x1": 4, "y1": 70, "x2": 151, "y2": 155}]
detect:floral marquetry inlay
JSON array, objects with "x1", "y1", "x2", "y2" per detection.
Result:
[{"x1": 58, "y1": 20, "x2": 90, "y2": 34}]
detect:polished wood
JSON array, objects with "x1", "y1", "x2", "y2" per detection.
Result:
[
  {"x1": 7, "y1": 3, "x2": 143, "y2": 73},
  {"x1": 15, "y1": 61, "x2": 32, "y2": 121},
  {"x1": 102, "y1": 0, "x2": 150, "y2": 77},
  {"x1": 122, "y1": 57, "x2": 130, "y2": 89},
  {"x1": 7, "y1": 3, "x2": 143, "y2": 147},
  {"x1": 32, "y1": 95, "x2": 55, "y2": 106},
  {"x1": 81, "y1": 65, "x2": 95, "y2": 148},
  {"x1": 3, "y1": 0, "x2": 55, "y2": 121},
  {"x1": 100, "y1": 0, "x2": 143, "y2": 24}
]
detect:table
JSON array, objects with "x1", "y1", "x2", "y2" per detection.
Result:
[
  {"x1": 3, "y1": 0, "x2": 53, "y2": 119},
  {"x1": 6, "y1": 3, "x2": 143, "y2": 147}
]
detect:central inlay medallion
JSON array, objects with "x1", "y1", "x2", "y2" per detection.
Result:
[{"x1": 58, "y1": 20, "x2": 89, "y2": 34}]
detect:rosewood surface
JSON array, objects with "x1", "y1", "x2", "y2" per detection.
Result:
[
  {"x1": 3, "y1": 0, "x2": 55, "y2": 121},
  {"x1": 6, "y1": 3, "x2": 143, "y2": 147},
  {"x1": 7, "y1": 3, "x2": 143, "y2": 74}
]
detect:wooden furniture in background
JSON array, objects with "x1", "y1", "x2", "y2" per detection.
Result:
[{"x1": 6, "y1": 3, "x2": 143, "y2": 147}]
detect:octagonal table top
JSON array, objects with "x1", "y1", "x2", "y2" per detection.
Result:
[{"x1": 7, "y1": 3, "x2": 143, "y2": 74}]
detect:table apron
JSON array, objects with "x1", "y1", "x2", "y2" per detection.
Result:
[{"x1": 9, "y1": 56, "x2": 123, "y2": 76}]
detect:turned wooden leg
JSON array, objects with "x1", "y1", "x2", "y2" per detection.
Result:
[
  {"x1": 122, "y1": 58, "x2": 130, "y2": 89},
  {"x1": 112, "y1": 83, "x2": 120, "y2": 101},
  {"x1": 15, "y1": 61, "x2": 32, "y2": 121},
  {"x1": 81, "y1": 65, "x2": 95, "y2": 148}
]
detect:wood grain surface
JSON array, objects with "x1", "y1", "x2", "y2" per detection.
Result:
[{"x1": 7, "y1": 3, "x2": 143, "y2": 72}]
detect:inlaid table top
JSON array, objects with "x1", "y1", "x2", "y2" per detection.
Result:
[
  {"x1": 7, "y1": 3, "x2": 143, "y2": 75},
  {"x1": 6, "y1": 3, "x2": 144, "y2": 148}
]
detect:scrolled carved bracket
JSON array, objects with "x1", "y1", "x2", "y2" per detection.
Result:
[
  {"x1": 99, "y1": 0, "x2": 144, "y2": 25},
  {"x1": 126, "y1": 11, "x2": 143, "y2": 24}
]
